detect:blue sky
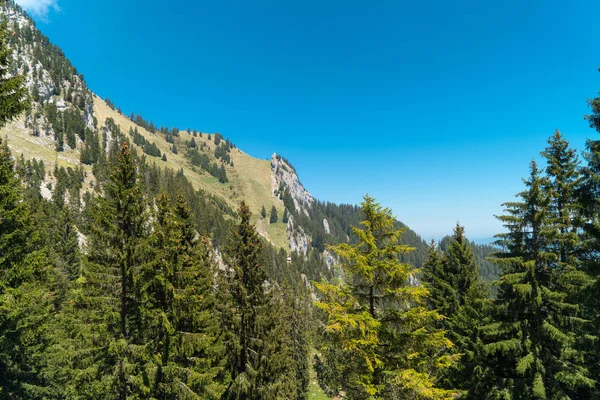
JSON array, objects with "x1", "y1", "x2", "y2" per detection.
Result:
[{"x1": 16, "y1": 0, "x2": 600, "y2": 240}]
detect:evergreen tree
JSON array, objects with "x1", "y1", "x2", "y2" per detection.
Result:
[
  {"x1": 55, "y1": 129, "x2": 64, "y2": 152},
  {"x1": 314, "y1": 195, "x2": 456, "y2": 399},
  {"x1": 261, "y1": 205, "x2": 267, "y2": 219},
  {"x1": 422, "y1": 240, "x2": 456, "y2": 325},
  {"x1": 0, "y1": 139, "x2": 57, "y2": 398},
  {"x1": 270, "y1": 205, "x2": 278, "y2": 223},
  {"x1": 0, "y1": 25, "x2": 54, "y2": 396},
  {"x1": 220, "y1": 202, "x2": 293, "y2": 399},
  {"x1": 541, "y1": 130, "x2": 582, "y2": 265},
  {"x1": 140, "y1": 193, "x2": 227, "y2": 398},
  {"x1": 218, "y1": 164, "x2": 228, "y2": 183},
  {"x1": 282, "y1": 208, "x2": 289, "y2": 223},
  {"x1": 57, "y1": 141, "x2": 149, "y2": 398},
  {"x1": 481, "y1": 161, "x2": 594, "y2": 399},
  {"x1": 577, "y1": 88, "x2": 600, "y2": 397},
  {"x1": 436, "y1": 225, "x2": 490, "y2": 398}
]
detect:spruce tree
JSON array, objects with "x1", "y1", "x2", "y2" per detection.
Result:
[
  {"x1": 422, "y1": 240, "x2": 457, "y2": 326},
  {"x1": 314, "y1": 195, "x2": 456, "y2": 399},
  {"x1": 220, "y1": 202, "x2": 291, "y2": 399},
  {"x1": 0, "y1": 139, "x2": 57, "y2": 398},
  {"x1": 482, "y1": 161, "x2": 594, "y2": 399},
  {"x1": 282, "y1": 208, "x2": 289, "y2": 223},
  {"x1": 57, "y1": 141, "x2": 149, "y2": 398},
  {"x1": 270, "y1": 205, "x2": 278, "y2": 223},
  {"x1": 0, "y1": 23, "x2": 53, "y2": 396},
  {"x1": 439, "y1": 225, "x2": 490, "y2": 398},
  {"x1": 577, "y1": 88, "x2": 600, "y2": 396},
  {"x1": 541, "y1": 130, "x2": 582, "y2": 264},
  {"x1": 140, "y1": 193, "x2": 227, "y2": 398}
]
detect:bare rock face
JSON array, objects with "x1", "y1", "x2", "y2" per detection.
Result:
[
  {"x1": 286, "y1": 215, "x2": 310, "y2": 256},
  {"x1": 271, "y1": 153, "x2": 313, "y2": 217},
  {"x1": 323, "y1": 249, "x2": 337, "y2": 269},
  {"x1": 323, "y1": 218, "x2": 330, "y2": 234},
  {"x1": 2, "y1": 1, "x2": 96, "y2": 140}
]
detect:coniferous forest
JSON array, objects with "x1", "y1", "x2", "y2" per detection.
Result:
[{"x1": 1, "y1": 1, "x2": 600, "y2": 399}]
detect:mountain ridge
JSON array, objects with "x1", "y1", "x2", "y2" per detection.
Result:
[{"x1": 0, "y1": 0, "x2": 433, "y2": 264}]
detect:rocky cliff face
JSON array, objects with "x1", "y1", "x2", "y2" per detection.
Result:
[
  {"x1": 1, "y1": 1, "x2": 94, "y2": 142},
  {"x1": 270, "y1": 153, "x2": 319, "y2": 254},
  {"x1": 271, "y1": 153, "x2": 313, "y2": 217},
  {"x1": 286, "y1": 215, "x2": 310, "y2": 256}
]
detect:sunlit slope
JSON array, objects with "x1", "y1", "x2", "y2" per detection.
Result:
[{"x1": 92, "y1": 95, "x2": 288, "y2": 249}]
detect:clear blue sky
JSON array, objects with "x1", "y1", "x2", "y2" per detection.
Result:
[{"x1": 17, "y1": 0, "x2": 600, "y2": 240}]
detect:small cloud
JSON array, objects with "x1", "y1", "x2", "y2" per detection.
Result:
[{"x1": 14, "y1": 0, "x2": 60, "y2": 21}]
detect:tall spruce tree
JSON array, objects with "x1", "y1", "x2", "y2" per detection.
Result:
[
  {"x1": 314, "y1": 195, "x2": 456, "y2": 399},
  {"x1": 435, "y1": 225, "x2": 490, "y2": 398},
  {"x1": 220, "y1": 202, "x2": 296, "y2": 399},
  {"x1": 578, "y1": 85, "x2": 600, "y2": 397},
  {"x1": 0, "y1": 139, "x2": 57, "y2": 398},
  {"x1": 55, "y1": 141, "x2": 149, "y2": 398},
  {"x1": 541, "y1": 130, "x2": 582, "y2": 265},
  {"x1": 482, "y1": 160, "x2": 594, "y2": 399},
  {"x1": 422, "y1": 240, "x2": 456, "y2": 322},
  {"x1": 0, "y1": 18, "x2": 54, "y2": 397},
  {"x1": 140, "y1": 193, "x2": 228, "y2": 399}
]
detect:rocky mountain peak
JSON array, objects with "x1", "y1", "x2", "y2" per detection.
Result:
[{"x1": 271, "y1": 153, "x2": 313, "y2": 217}]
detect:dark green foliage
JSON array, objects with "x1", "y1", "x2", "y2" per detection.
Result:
[
  {"x1": 439, "y1": 236, "x2": 500, "y2": 282},
  {"x1": 80, "y1": 128, "x2": 101, "y2": 165},
  {"x1": 0, "y1": 139, "x2": 56, "y2": 398},
  {"x1": 214, "y1": 143, "x2": 231, "y2": 163},
  {"x1": 424, "y1": 225, "x2": 490, "y2": 398},
  {"x1": 482, "y1": 159, "x2": 594, "y2": 399},
  {"x1": 139, "y1": 193, "x2": 228, "y2": 398},
  {"x1": 270, "y1": 205, "x2": 278, "y2": 223},
  {"x1": 282, "y1": 208, "x2": 289, "y2": 223},
  {"x1": 261, "y1": 205, "x2": 267, "y2": 219},
  {"x1": 187, "y1": 148, "x2": 229, "y2": 183},
  {"x1": 6, "y1": 4, "x2": 600, "y2": 398},
  {"x1": 58, "y1": 141, "x2": 149, "y2": 398},
  {"x1": 220, "y1": 203, "x2": 299, "y2": 399},
  {"x1": 55, "y1": 129, "x2": 64, "y2": 151},
  {"x1": 144, "y1": 142, "x2": 161, "y2": 157},
  {"x1": 129, "y1": 112, "x2": 157, "y2": 133},
  {"x1": 218, "y1": 164, "x2": 228, "y2": 183}
]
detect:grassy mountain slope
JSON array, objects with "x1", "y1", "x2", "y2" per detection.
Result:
[
  {"x1": 92, "y1": 95, "x2": 289, "y2": 248},
  {"x1": 1, "y1": 0, "x2": 432, "y2": 264}
]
